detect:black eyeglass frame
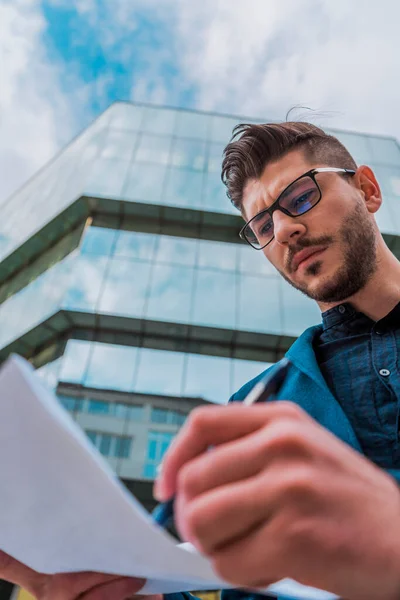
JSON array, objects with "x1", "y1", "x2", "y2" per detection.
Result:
[{"x1": 239, "y1": 167, "x2": 356, "y2": 250}]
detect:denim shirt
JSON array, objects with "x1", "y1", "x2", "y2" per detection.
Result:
[{"x1": 314, "y1": 301, "x2": 400, "y2": 469}]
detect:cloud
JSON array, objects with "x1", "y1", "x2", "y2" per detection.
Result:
[
  {"x1": 169, "y1": 0, "x2": 400, "y2": 138},
  {"x1": 3, "y1": 0, "x2": 400, "y2": 210},
  {"x1": 0, "y1": 0, "x2": 80, "y2": 204}
]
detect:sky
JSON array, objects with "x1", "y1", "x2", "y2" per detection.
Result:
[{"x1": 2, "y1": 0, "x2": 400, "y2": 204}]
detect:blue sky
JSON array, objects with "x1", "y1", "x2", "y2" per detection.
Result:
[
  {"x1": 2, "y1": 0, "x2": 400, "y2": 204},
  {"x1": 40, "y1": 0, "x2": 197, "y2": 119}
]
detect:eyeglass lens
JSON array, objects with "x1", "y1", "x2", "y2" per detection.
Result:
[{"x1": 245, "y1": 175, "x2": 321, "y2": 248}]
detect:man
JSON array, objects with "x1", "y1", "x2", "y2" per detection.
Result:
[{"x1": 2, "y1": 122, "x2": 400, "y2": 599}]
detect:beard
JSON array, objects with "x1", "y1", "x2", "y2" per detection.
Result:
[{"x1": 278, "y1": 200, "x2": 378, "y2": 303}]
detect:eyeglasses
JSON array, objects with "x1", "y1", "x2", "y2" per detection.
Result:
[{"x1": 239, "y1": 167, "x2": 356, "y2": 250}]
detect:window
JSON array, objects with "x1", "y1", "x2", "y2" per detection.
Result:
[
  {"x1": 88, "y1": 399, "x2": 111, "y2": 415},
  {"x1": 85, "y1": 430, "x2": 133, "y2": 458},
  {"x1": 143, "y1": 431, "x2": 175, "y2": 479},
  {"x1": 58, "y1": 395, "x2": 83, "y2": 412},
  {"x1": 114, "y1": 436, "x2": 132, "y2": 458},
  {"x1": 150, "y1": 408, "x2": 186, "y2": 425},
  {"x1": 151, "y1": 407, "x2": 169, "y2": 423}
]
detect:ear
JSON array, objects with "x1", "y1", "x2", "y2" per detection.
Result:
[{"x1": 354, "y1": 165, "x2": 382, "y2": 214}]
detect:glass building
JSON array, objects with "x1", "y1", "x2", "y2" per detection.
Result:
[{"x1": 1, "y1": 101, "x2": 400, "y2": 598}]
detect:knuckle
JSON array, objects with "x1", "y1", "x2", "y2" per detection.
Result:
[
  {"x1": 276, "y1": 400, "x2": 306, "y2": 419},
  {"x1": 283, "y1": 515, "x2": 315, "y2": 550},
  {"x1": 277, "y1": 466, "x2": 316, "y2": 503},
  {"x1": 260, "y1": 421, "x2": 307, "y2": 457},
  {"x1": 188, "y1": 407, "x2": 211, "y2": 434},
  {"x1": 183, "y1": 503, "x2": 203, "y2": 540},
  {"x1": 177, "y1": 464, "x2": 196, "y2": 496}
]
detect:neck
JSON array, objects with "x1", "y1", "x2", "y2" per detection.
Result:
[{"x1": 318, "y1": 239, "x2": 400, "y2": 321}]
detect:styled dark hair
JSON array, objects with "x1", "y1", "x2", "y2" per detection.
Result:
[{"x1": 221, "y1": 122, "x2": 357, "y2": 212}]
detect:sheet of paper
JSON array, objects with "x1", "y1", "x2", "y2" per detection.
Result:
[{"x1": 0, "y1": 355, "x2": 338, "y2": 599}]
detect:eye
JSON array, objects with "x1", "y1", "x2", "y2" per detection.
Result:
[{"x1": 288, "y1": 189, "x2": 317, "y2": 213}]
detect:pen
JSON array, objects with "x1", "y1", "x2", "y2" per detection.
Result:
[{"x1": 152, "y1": 357, "x2": 291, "y2": 528}]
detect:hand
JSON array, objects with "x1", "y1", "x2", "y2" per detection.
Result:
[
  {"x1": 0, "y1": 550, "x2": 159, "y2": 600},
  {"x1": 155, "y1": 402, "x2": 400, "y2": 600}
]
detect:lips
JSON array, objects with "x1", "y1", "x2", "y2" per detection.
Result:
[{"x1": 292, "y1": 246, "x2": 327, "y2": 271}]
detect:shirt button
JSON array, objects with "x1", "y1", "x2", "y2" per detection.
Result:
[
  {"x1": 375, "y1": 329, "x2": 382, "y2": 335},
  {"x1": 379, "y1": 369, "x2": 390, "y2": 377},
  {"x1": 338, "y1": 305, "x2": 346, "y2": 314}
]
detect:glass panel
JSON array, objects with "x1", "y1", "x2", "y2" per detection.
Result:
[
  {"x1": 374, "y1": 165, "x2": 400, "y2": 198},
  {"x1": 184, "y1": 353, "x2": 231, "y2": 404},
  {"x1": 232, "y1": 358, "x2": 271, "y2": 394},
  {"x1": 114, "y1": 403, "x2": 128, "y2": 419},
  {"x1": 141, "y1": 106, "x2": 177, "y2": 135},
  {"x1": 86, "y1": 430, "x2": 98, "y2": 445},
  {"x1": 80, "y1": 226, "x2": 118, "y2": 256},
  {"x1": 114, "y1": 230, "x2": 158, "y2": 260},
  {"x1": 84, "y1": 158, "x2": 130, "y2": 198},
  {"x1": 57, "y1": 395, "x2": 76, "y2": 412},
  {"x1": 210, "y1": 116, "x2": 240, "y2": 143},
  {"x1": 101, "y1": 129, "x2": 137, "y2": 160},
  {"x1": 36, "y1": 358, "x2": 63, "y2": 391},
  {"x1": 59, "y1": 340, "x2": 92, "y2": 384},
  {"x1": 145, "y1": 264, "x2": 195, "y2": 323},
  {"x1": 238, "y1": 244, "x2": 275, "y2": 275},
  {"x1": 370, "y1": 137, "x2": 400, "y2": 166},
  {"x1": 148, "y1": 438, "x2": 158, "y2": 461},
  {"x1": 375, "y1": 196, "x2": 399, "y2": 235},
  {"x1": 128, "y1": 405, "x2": 143, "y2": 421},
  {"x1": 114, "y1": 436, "x2": 132, "y2": 458},
  {"x1": 135, "y1": 348, "x2": 185, "y2": 396},
  {"x1": 151, "y1": 407, "x2": 169, "y2": 423},
  {"x1": 143, "y1": 463, "x2": 157, "y2": 479},
  {"x1": 88, "y1": 399, "x2": 111, "y2": 415},
  {"x1": 175, "y1": 111, "x2": 210, "y2": 140},
  {"x1": 154, "y1": 235, "x2": 198, "y2": 267},
  {"x1": 192, "y1": 269, "x2": 237, "y2": 329},
  {"x1": 99, "y1": 258, "x2": 152, "y2": 318},
  {"x1": 330, "y1": 130, "x2": 372, "y2": 164},
  {"x1": 62, "y1": 255, "x2": 108, "y2": 312},
  {"x1": 280, "y1": 279, "x2": 321, "y2": 336},
  {"x1": 207, "y1": 143, "x2": 225, "y2": 172},
  {"x1": 171, "y1": 138, "x2": 206, "y2": 170},
  {"x1": 238, "y1": 275, "x2": 282, "y2": 333},
  {"x1": 109, "y1": 103, "x2": 144, "y2": 130},
  {"x1": 164, "y1": 167, "x2": 204, "y2": 209},
  {"x1": 170, "y1": 411, "x2": 185, "y2": 425},
  {"x1": 198, "y1": 239, "x2": 237, "y2": 271},
  {"x1": 122, "y1": 162, "x2": 167, "y2": 204},
  {"x1": 135, "y1": 134, "x2": 173, "y2": 165},
  {"x1": 99, "y1": 434, "x2": 112, "y2": 456},
  {"x1": 84, "y1": 342, "x2": 138, "y2": 391},
  {"x1": 203, "y1": 170, "x2": 237, "y2": 214}
]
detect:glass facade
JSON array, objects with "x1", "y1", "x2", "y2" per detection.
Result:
[{"x1": 2, "y1": 101, "x2": 400, "y2": 495}]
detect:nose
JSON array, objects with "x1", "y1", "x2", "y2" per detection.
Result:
[{"x1": 272, "y1": 210, "x2": 306, "y2": 245}]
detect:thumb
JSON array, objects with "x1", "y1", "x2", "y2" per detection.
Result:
[{"x1": 0, "y1": 551, "x2": 45, "y2": 596}]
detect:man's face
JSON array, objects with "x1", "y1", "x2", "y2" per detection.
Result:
[{"x1": 241, "y1": 150, "x2": 379, "y2": 304}]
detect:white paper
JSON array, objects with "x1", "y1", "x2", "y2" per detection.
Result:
[{"x1": 0, "y1": 355, "x2": 338, "y2": 599}]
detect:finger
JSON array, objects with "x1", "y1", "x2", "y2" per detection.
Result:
[
  {"x1": 176, "y1": 473, "x2": 272, "y2": 552},
  {"x1": 176, "y1": 420, "x2": 312, "y2": 502},
  {"x1": 155, "y1": 402, "x2": 304, "y2": 500},
  {"x1": 50, "y1": 573, "x2": 142, "y2": 600},
  {"x1": 0, "y1": 551, "x2": 46, "y2": 597},
  {"x1": 78, "y1": 577, "x2": 145, "y2": 600},
  {"x1": 210, "y1": 518, "x2": 287, "y2": 589}
]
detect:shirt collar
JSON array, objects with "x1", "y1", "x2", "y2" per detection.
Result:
[
  {"x1": 321, "y1": 300, "x2": 400, "y2": 333},
  {"x1": 321, "y1": 302, "x2": 358, "y2": 331}
]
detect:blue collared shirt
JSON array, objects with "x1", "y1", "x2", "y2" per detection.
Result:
[{"x1": 314, "y1": 301, "x2": 400, "y2": 469}]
